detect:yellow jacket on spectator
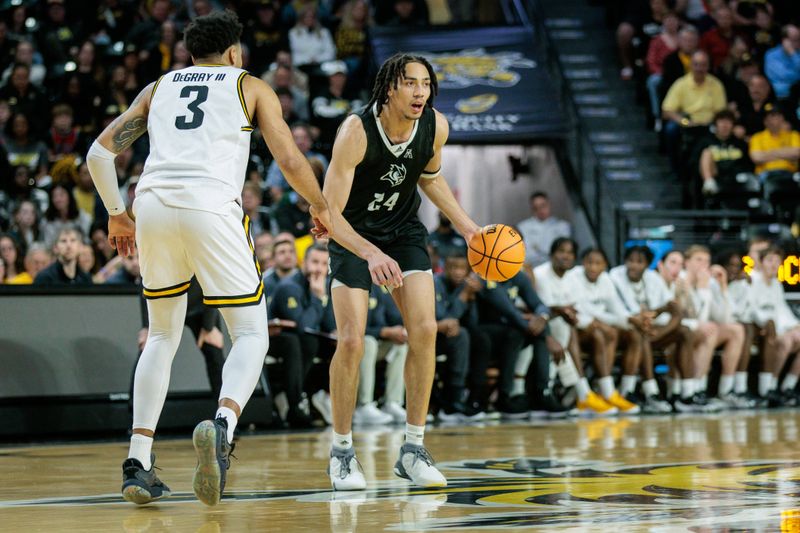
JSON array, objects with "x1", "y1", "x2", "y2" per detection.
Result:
[
  {"x1": 749, "y1": 129, "x2": 800, "y2": 174},
  {"x1": 6, "y1": 272, "x2": 33, "y2": 284},
  {"x1": 662, "y1": 73, "x2": 727, "y2": 125}
]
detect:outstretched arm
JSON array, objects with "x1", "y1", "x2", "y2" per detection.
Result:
[
  {"x1": 322, "y1": 116, "x2": 404, "y2": 288},
  {"x1": 418, "y1": 110, "x2": 481, "y2": 243},
  {"x1": 86, "y1": 82, "x2": 154, "y2": 257}
]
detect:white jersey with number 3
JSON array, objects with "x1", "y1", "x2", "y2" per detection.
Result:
[{"x1": 138, "y1": 65, "x2": 253, "y2": 213}]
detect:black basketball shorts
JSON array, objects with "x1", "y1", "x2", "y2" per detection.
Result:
[{"x1": 328, "y1": 230, "x2": 431, "y2": 291}]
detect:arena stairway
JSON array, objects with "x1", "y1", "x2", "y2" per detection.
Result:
[{"x1": 536, "y1": 0, "x2": 682, "y2": 252}]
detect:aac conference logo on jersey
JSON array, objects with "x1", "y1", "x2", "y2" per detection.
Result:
[
  {"x1": 10, "y1": 458, "x2": 799, "y2": 530},
  {"x1": 421, "y1": 48, "x2": 537, "y2": 89},
  {"x1": 380, "y1": 164, "x2": 407, "y2": 187}
]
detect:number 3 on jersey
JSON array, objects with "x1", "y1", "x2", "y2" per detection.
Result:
[
  {"x1": 175, "y1": 85, "x2": 208, "y2": 130},
  {"x1": 367, "y1": 192, "x2": 399, "y2": 212}
]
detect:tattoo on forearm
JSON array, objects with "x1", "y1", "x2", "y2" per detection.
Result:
[
  {"x1": 111, "y1": 116, "x2": 147, "y2": 152},
  {"x1": 108, "y1": 84, "x2": 150, "y2": 152}
]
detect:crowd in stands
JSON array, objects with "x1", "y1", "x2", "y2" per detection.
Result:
[
  {"x1": 611, "y1": 0, "x2": 800, "y2": 224},
  {"x1": 0, "y1": 0, "x2": 498, "y2": 285}
]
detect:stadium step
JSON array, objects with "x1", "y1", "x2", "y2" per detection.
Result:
[{"x1": 539, "y1": 0, "x2": 678, "y2": 249}]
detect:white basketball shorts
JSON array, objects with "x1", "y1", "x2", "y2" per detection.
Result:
[{"x1": 134, "y1": 191, "x2": 263, "y2": 307}]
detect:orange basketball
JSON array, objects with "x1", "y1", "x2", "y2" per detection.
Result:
[{"x1": 467, "y1": 224, "x2": 525, "y2": 282}]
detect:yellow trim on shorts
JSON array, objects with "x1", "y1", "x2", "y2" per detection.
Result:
[
  {"x1": 243, "y1": 214, "x2": 262, "y2": 277},
  {"x1": 150, "y1": 75, "x2": 165, "y2": 104},
  {"x1": 203, "y1": 282, "x2": 264, "y2": 307},
  {"x1": 142, "y1": 280, "x2": 191, "y2": 299},
  {"x1": 236, "y1": 71, "x2": 252, "y2": 126}
]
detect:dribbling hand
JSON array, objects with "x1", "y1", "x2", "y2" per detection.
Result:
[{"x1": 108, "y1": 212, "x2": 136, "y2": 257}]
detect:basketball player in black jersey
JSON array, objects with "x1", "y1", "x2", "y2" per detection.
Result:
[{"x1": 315, "y1": 53, "x2": 481, "y2": 489}]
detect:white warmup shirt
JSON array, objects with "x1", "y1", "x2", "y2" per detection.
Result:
[
  {"x1": 609, "y1": 265, "x2": 673, "y2": 326},
  {"x1": 533, "y1": 261, "x2": 574, "y2": 346},
  {"x1": 750, "y1": 274, "x2": 800, "y2": 335},
  {"x1": 564, "y1": 266, "x2": 631, "y2": 329}
]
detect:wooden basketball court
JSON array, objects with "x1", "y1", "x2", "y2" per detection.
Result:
[{"x1": 2, "y1": 411, "x2": 800, "y2": 531}]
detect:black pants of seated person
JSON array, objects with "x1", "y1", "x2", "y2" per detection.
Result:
[
  {"x1": 435, "y1": 328, "x2": 470, "y2": 409},
  {"x1": 268, "y1": 331, "x2": 318, "y2": 418},
  {"x1": 524, "y1": 333, "x2": 552, "y2": 403},
  {"x1": 467, "y1": 323, "x2": 525, "y2": 406}
]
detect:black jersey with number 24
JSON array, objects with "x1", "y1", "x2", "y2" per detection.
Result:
[{"x1": 340, "y1": 104, "x2": 436, "y2": 244}]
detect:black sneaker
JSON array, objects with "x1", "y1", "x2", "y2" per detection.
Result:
[
  {"x1": 192, "y1": 417, "x2": 235, "y2": 506},
  {"x1": 530, "y1": 392, "x2": 573, "y2": 419},
  {"x1": 121, "y1": 454, "x2": 171, "y2": 505},
  {"x1": 287, "y1": 408, "x2": 315, "y2": 429},
  {"x1": 766, "y1": 390, "x2": 788, "y2": 408},
  {"x1": 461, "y1": 400, "x2": 487, "y2": 421},
  {"x1": 674, "y1": 393, "x2": 722, "y2": 413},
  {"x1": 774, "y1": 390, "x2": 800, "y2": 408},
  {"x1": 497, "y1": 394, "x2": 530, "y2": 420}
]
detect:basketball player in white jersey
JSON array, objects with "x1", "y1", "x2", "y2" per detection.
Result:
[{"x1": 86, "y1": 11, "x2": 329, "y2": 506}]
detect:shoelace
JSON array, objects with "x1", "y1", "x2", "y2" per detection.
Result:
[
  {"x1": 410, "y1": 446, "x2": 435, "y2": 469},
  {"x1": 333, "y1": 452, "x2": 361, "y2": 480},
  {"x1": 223, "y1": 442, "x2": 237, "y2": 470}
]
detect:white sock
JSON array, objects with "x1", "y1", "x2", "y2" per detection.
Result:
[
  {"x1": 759, "y1": 372, "x2": 773, "y2": 397},
  {"x1": 511, "y1": 346, "x2": 533, "y2": 397},
  {"x1": 332, "y1": 431, "x2": 353, "y2": 451},
  {"x1": 734, "y1": 372, "x2": 748, "y2": 395},
  {"x1": 718, "y1": 374, "x2": 734, "y2": 397},
  {"x1": 620, "y1": 375, "x2": 637, "y2": 396},
  {"x1": 575, "y1": 377, "x2": 591, "y2": 401},
  {"x1": 642, "y1": 378, "x2": 659, "y2": 398},
  {"x1": 681, "y1": 378, "x2": 696, "y2": 399},
  {"x1": 598, "y1": 376, "x2": 615, "y2": 399},
  {"x1": 215, "y1": 406, "x2": 238, "y2": 444},
  {"x1": 128, "y1": 434, "x2": 153, "y2": 470},
  {"x1": 670, "y1": 377, "x2": 682, "y2": 398},
  {"x1": 782, "y1": 373, "x2": 799, "y2": 392},
  {"x1": 698, "y1": 375, "x2": 708, "y2": 392},
  {"x1": 510, "y1": 375, "x2": 527, "y2": 396},
  {"x1": 405, "y1": 423, "x2": 425, "y2": 446}
]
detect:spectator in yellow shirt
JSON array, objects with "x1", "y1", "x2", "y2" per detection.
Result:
[
  {"x1": 662, "y1": 50, "x2": 728, "y2": 127},
  {"x1": 662, "y1": 50, "x2": 727, "y2": 179},
  {"x1": 5, "y1": 244, "x2": 52, "y2": 285},
  {"x1": 749, "y1": 108, "x2": 800, "y2": 175}
]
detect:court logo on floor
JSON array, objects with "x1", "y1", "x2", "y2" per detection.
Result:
[
  {"x1": 4, "y1": 458, "x2": 799, "y2": 530},
  {"x1": 373, "y1": 458, "x2": 800, "y2": 529}
]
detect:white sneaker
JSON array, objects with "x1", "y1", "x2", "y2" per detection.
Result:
[
  {"x1": 642, "y1": 395, "x2": 673, "y2": 414},
  {"x1": 719, "y1": 393, "x2": 756, "y2": 410},
  {"x1": 312, "y1": 390, "x2": 332, "y2": 426},
  {"x1": 381, "y1": 402, "x2": 406, "y2": 423},
  {"x1": 353, "y1": 403, "x2": 393, "y2": 425},
  {"x1": 393, "y1": 444, "x2": 447, "y2": 487},
  {"x1": 328, "y1": 447, "x2": 366, "y2": 491}
]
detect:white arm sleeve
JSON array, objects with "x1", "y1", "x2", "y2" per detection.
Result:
[{"x1": 86, "y1": 141, "x2": 126, "y2": 216}]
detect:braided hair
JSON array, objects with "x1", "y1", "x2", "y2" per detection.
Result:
[{"x1": 367, "y1": 53, "x2": 438, "y2": 116}]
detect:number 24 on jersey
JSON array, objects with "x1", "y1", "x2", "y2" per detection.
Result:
[{"x1": 367, "y1": 192, "x2": 400, "y2": 212}]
